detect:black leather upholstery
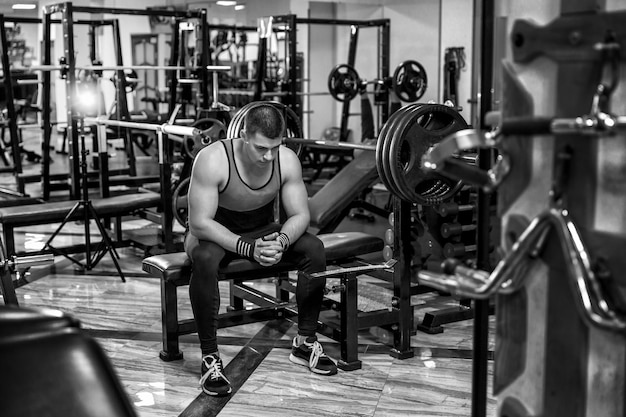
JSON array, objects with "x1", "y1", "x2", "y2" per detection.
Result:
[
  {"x1": 0, "y1": 306, "x2": 138, "y2": 417},
  {"x1": 142, "y1": 231, "x2": 384, "y2": 284},
  {"x1": 0, "y1": 304, "x2": 80, "y2": 336}
]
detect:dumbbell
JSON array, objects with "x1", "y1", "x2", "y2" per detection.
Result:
[
  {"x1": 382, "y1": 214, "x2": 395, "y2": 261},
  {"x1": 436, "y1": 202, "x2": 475, "y2": 217},
  {"x1": 443, "y1": 242, "x2": 477, "y2": 258},
  {"x1": 440, "y1": 222, "x2": 477, "y2": 238}
]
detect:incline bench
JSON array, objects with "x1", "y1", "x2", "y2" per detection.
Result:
[
  {"x1": 142, "y1": 150, "x2": 401, "y2": 370},
  {"x1": 0, "y1": 192, "x2": 161, "y2": 256}
]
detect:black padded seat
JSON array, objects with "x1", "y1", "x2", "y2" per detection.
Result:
[
  {"x1": 0, "y1": 192, "x2": 160, "y2": 226},
  {"x1": 142, "y1": 231, "x2": 383, "y2": 285},
  {"x1": 0, "y1": 192, "x2": 160, "y2": 255},
  {"x1": 0, "y1": 304, "x2": 80, "y2": 336},
  {"x1": 308, "y1": 152, "x2": 378, "y2": 231},
  {"x1": 0, "y1": 328, "x2": 138, "y2": 417}
]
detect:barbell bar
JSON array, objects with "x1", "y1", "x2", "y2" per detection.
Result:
[
  {"x1": 83, "y1": 116, "x2": 201, "y2": 137},
  {"x1": 14, "y1": 64, "x2": 232, "y2": 72},
  {"x1": 284, "y1": 137, "x2": 376, "y2": 152}
]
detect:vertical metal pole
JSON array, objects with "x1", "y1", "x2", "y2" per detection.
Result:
[
  {"x1": 198, "y1": 9, "x2": 210, "y2": 110},
  {"x1": 112, "y1": 18, "x2": 136, "y2": 177},
  {"x1": 158, "y1": 130, "x2": 174, "y2": 253},
  {"x1": 472, "y1": 0, "x2": 495, "y2": 415},
  {"x1": 0, "y1": 15, "x2": 24, "y2": 189},
  {"x1": 254, "y1": 17, "x2": 271, "y2": 102},
  {"x1": 287, "y1": 14, "x2": 301, "y2": 119},
  {"x1": 61, "y1": 2, "x2": 81, "y2": 200},
  {"x1": 339, "y1": 25, "x2": 359, "y2": 142},
  {"x1": 379, "y1": 19, "x2": 391, "y2": 126},
  {"x1": 167, "y1": 20, "x2": 181, "y2": 118},
  {"x1": 390, "y1": 198, "x2": 415, "y2": 359},
  {"x1": 41, "y1": 12, "x2": 52, "y2": 199}
]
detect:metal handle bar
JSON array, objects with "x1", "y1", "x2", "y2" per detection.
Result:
[{"x1": 417, "y1": 208, "x2": 626, "y2": 333}]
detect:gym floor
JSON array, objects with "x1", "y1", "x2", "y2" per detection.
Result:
[{"x1": 5, "y1": 126, "x2": 496, "y2": 417}]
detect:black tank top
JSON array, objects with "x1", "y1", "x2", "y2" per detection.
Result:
[{"x1": 214, "y1": 139, "x2": 281, "y2": 233}]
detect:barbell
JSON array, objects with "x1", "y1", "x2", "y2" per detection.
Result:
[
  {"x1": 18, "y1": 64, "x2": 232, "y2": 72},
  {"x1": 170, "y1": 101, "x2": 472, "y2": 227},
  {"x1": 328, "y1": 60, "x2": 428, "y2": 103}
]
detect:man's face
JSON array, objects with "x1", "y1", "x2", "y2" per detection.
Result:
[{"x1": 242, "y1": 130, "x2": 282, "y2": 166}]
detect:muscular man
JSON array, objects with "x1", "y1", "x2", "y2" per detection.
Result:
[{"x1": 185, "y1": 103, "x2": 337, "y2": 397}]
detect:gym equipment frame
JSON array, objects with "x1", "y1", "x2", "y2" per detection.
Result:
[{"x1": 40, "y1": 2, "x2": 214, "y2": 201}]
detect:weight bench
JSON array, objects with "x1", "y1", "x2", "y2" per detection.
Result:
[
  {"x1": 142, "y1": 148, "x2": 394, "y2": 370},
  {"x1": 142, "y1": 231, "x2": 384, "y2": 370},
  {"x1": 0, "y1": 192, "x2": 161, "y2": 256},
  {"x1": 308, "y1": 151, "x2": 380, "y2": 233}
]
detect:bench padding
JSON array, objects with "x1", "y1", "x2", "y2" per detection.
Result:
[
  {"x1": 142, "y1": 231, "x2": 383, "y2": 284},
  {"x1": 0, "y1": 192, "x2": 160, "y2": 226},
  {"x1": 308, "y1": 152, "x2": 378, "y2": 229}
]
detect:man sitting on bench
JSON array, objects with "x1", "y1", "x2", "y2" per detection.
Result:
[{"x1": 185, "y1": 103, "x2": 338, "y2": 397}]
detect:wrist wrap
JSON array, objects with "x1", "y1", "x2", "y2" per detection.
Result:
[
  {"x1": 278, "y1": 232, "x2": 291, "y2": 251},
  {"x1": 236, "y1": 236, "x2": 255, "y2": 259}
]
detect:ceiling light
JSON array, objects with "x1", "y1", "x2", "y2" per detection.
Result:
[
  {"x1": 216, "y1": 1, "x2": 237, "y2": 6},
  {"x1": 12, "y1": 4, "x2": 37, "y2": 10},
  {"x1": 234, "y1": 4, "x2": 245, "y2": 10}
]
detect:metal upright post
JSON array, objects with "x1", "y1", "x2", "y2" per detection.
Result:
[
  {"x1": 471, "y1": 0, "x2": 495, "y2": 415},
  {"x1": 339, "y1": 25, "x2": 359, "y2": 143},
  {"x1": 0, "y1": 15, "x2": 24, "y2": 182}
]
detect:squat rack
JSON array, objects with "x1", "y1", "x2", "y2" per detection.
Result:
[
  {"x1": 264, "y1": 15, "x2": 391, "y2": 141},
  {"x1": 41, "y1": 2, "x2": 212, "y2": 200}
]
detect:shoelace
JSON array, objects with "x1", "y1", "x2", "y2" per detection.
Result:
[
  {"x1": 308, "y1": 341, "x2": 325, "y2": 369},
  {"x1": 199, "y1": 356, "x2": 231, "y2": 386}
]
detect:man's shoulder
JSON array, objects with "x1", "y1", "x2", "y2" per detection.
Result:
[{"x1": 197, "y1": 139, "x2": 228, "y2": 159}]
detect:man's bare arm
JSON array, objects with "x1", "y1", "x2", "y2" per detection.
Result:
[{"x1": 278, "y1": 146, "x2": 310, "y2": 245}]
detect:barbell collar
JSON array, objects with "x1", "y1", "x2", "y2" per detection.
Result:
[{"x1": 422, "y1": 128, "x2": 493, "y2": 170}]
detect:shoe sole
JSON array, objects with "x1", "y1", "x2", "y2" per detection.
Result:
[
  {"x1": 202, "y1": 386, "x2": 232, "y2": 397},
  {"x1": 289, "y1": 353, "x2": 337, "y2": 375}
]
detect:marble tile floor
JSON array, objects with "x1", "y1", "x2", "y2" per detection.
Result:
[
  {"x1": 3, "y1": 130, "x2": 497, "y2": 416},
  {"x1": 9, "y1": 222, "x2": 497, "y2": 417}
]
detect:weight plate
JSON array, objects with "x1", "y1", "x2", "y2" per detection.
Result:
[
  {"x1": 385, "y1": 105, "x2": 434, "y2": 202},
  {"x1": 183, "y1": 118, "x2": 227, "y2": 159},
  {"x1": 327, "y1": 64, "x2": 360, "y2": 102},
  {"x1": 377, "y1": 104, "x2": 427, "y2": 200},
  {"x1": 172, "y1": 177, "x2": 190, "y2": 227},
  {"x1": 378, "y1": 104, "x2": 423, "y2": 201},
  {"x1": 393, "y1": 60, "x2": 427, "y2": 102},
  {"x1": 387, "y1": 104, "x2": 467, "y2": 204}
]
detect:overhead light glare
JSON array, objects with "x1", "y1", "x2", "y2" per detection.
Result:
[
  {"x1": 234, "y1": 4, "x2": 245, "y2": 10},
  {"x1": 216, "y1": 0, "x2": 237, "y2": 6},
  {"x1": 12, "y1": 4, "x2": 37, "y2": 10}
]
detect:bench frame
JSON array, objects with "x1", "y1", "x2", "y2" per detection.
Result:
[{"x1": 143, "y1": 232, "x2": 415, "y2": 371}]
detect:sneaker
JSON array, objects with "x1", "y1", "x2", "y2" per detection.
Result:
[
  {"x1": 289, "y1": 336, "x2": 338, "y2": 375},
  {"x1": 199, "y1": 354, "x2": 232, "y2": 396}
]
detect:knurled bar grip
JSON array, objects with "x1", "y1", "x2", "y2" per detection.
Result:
[{"x1": 304, "y1": 259, "x2": 397, "y2": 279}]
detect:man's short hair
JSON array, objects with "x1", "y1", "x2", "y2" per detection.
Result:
[{"x1": 244, "y1": 103, "x2": 286, "y2": 139}]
